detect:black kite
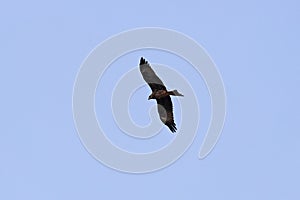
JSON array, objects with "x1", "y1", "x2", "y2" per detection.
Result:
[{"x1": 139, "y1": 57, "x2": 183, "y2": 133}]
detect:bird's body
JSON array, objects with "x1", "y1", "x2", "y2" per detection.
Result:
[
  {"x1": 139, "y1": 57, "x2": 183, "y2": 133},
  {"x1": 149, "y1": 89, "x2": 183, "y2": 100}
]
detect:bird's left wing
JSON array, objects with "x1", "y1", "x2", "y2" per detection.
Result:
[{"x1": 139, "y1": 57, "x2": 166, "y2": 92}]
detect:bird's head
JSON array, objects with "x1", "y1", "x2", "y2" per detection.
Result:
[{"x1": 148, "y1": 94, "x2": 154, "y2": 100}]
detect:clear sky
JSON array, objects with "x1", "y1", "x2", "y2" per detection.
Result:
[{"x1": 1, "y1": 0, "x2": 300, "y2": 199}]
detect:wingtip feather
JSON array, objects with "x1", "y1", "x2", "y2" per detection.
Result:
[
  {"x1": 140, "y1": 57, "x2": 148, "y2": 65},
  {"x1": 166, "y1": 122, "x2": 177, "y2": 133}
]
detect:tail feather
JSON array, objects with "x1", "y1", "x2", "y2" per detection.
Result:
[{"x1": 170, "y1": 90, "x2": 184, "y2": 96}]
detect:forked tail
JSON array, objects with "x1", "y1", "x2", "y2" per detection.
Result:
[{"x1": 169, "y1": 90, "x2": 184, "y2": 97}]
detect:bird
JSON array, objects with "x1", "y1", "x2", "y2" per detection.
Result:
[{"x1": 139, "y1": 57, "x2": 183, "y2": 133}]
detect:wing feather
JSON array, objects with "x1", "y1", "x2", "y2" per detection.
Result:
[
  {"x1": 139, "y1": 57, "x2": 166, "y2": 91},
  {"x1": 157, "y1": 96, "x2": 177, "y2": 133}
]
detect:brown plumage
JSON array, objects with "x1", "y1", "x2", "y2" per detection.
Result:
[{"x1": 139, "y1": 57, "x2": 183, "y2": 133}]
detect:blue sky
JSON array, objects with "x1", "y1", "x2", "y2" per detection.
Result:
[{"x1": 1, "y1": 0, "x2": 300, "y2": 199}]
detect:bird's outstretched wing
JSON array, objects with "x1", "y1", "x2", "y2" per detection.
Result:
[
  {"x1": 157, "y1": 96, "x2": 177, "y2": 133},
  {"x1": 139, "y1": 57, "x2": 166, "y2": 91}
]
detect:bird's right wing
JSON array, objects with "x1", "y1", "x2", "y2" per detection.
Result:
[
  {"x1": 139, "y1": 57, "x2": 166, "y2": 92},
  {"x1": 157, "y1": 96, "x2": 177, "y2": 133}
]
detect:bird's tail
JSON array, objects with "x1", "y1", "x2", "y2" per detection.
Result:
[{"x1": 169, "y1": 90, "x2": 184, "y2": 97}]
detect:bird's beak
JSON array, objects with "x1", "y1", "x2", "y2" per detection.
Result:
[{"x1": 148, "y1": 96, "x2": 151, "y2": 100}]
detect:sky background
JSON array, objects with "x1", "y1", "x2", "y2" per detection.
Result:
[{"x1": 1, "y1": 0, "x2": 300, "y2": 199}]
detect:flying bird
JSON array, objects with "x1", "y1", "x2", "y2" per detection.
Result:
[{"x1": 139, "y1": 57, "x2": 183, "y2": 133}]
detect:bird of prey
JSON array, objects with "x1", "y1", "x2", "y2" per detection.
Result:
[{"x1": 139, "y1": 57, "x2": 183, "y2": 133}]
